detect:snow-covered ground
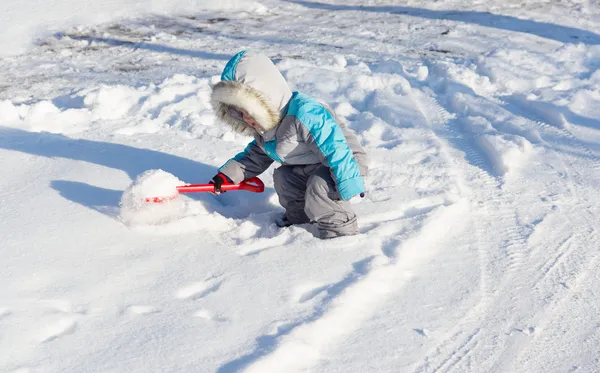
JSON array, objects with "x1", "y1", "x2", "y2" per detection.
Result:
[{"x1": 1, "y1": 0, "x2": 600, "y2": 372}]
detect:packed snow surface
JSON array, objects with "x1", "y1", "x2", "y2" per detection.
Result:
[{"x1": 1, "y1": 0, "x2": 600, "y2": 373}]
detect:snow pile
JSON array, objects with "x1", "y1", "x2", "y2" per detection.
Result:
[
  {"x1": 83, "y1": 85, "x2": 146, "y2": 121},
  {"x1": 119, "y1": 169, "x2": 236, "y2": 232},
  {"x1": 0, "y1": 100, "x2": 20, "y2": 124},
  {"x1": 0, "y1": 99, "x2": 92, "y2": 134},
  {"x1": 0, "y1": 75, "x2": 217, "y2": 135},
  {"x1": 461, "y1": 116, "x2": 533, "y2": 176},
  {"x1": 512, "y1": 95, "x2": 568, "y2": 129},
  {"x1": 476, "y1": 133, "x2": 533, "y2": 176},
  {"x1": 119, "y1": 169, "x2": 188, "y2": 226},
  {"x1": 115, "y1": 75, "x2": 216, "y2": 137},
  {"x1": 569, "y1": 89, "x2": 600, "y2": 121}
]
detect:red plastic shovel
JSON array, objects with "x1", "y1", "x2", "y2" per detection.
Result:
[{"x1": 145, "y1": 177, "x2": 265, "y2": 203}]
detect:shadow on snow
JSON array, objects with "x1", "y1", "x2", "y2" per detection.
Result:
[
  {"x1": 0, "y1": 127, "x2": 213, "y2": 180},
  {"x1": 0, "y1": 127, "x2": 277, "y2": 219},
  {"x1": 286, "y1": 1, "x2": 600, "y2": 45},
  {"x1": 65, "y1": 34, "x2": 232, "y2": 60}
]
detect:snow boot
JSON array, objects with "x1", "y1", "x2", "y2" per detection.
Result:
[{"x1": 275, "y1": 215, "x2": 293, "y2": 228}]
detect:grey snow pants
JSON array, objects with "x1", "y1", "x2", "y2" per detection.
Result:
[{"x1": 273, "y1": 164, "x2": 359, "y2": 239}]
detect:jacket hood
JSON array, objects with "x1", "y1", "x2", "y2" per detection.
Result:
[{"x1": 211, "y1": 51, "x2": 293, "y2": 136}]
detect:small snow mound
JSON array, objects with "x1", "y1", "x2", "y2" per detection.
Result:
[
  {"x1": 514, "y1": 95, "x2": 568, "y2": 129},
  {"x1": 331, "y1": 55, "x2": 347, "y2": 69},
  {"x1": 119, "y1": 170, "x2": 187, "y2": 226},
  {"x1": 84, "y1": 85, "x2": 144, "y2": 120},
  {"x1": 3, "y1": 99, "x2": 92, "y2": 133},
  {"x1": 334, "y1": 102, "x2": 358, "y2": 118},
  {"x1": 0, "y1": 308, "x2": 11, "y2": 318},
  {"x1": 417, "y1": 66, "x2": 429, "y2": 81},
  {"x1": 236, "y1": 221, "x2": 261, "y2": 240},
  {"x1": 477, "y1": 134, "x2": 533, "y2": 176},
  {"x1": 569, "y1": 89, "x2": 600, "y2": 122},
  {"x1": 199, "y1": 0, "x2": 269, "y2": 14},
  {"x1": 0, "y1": 100, "x2": 21, "y2": 125},
  {"x1": 115, "y1": 118, "x2": 163, "y2": 135}
]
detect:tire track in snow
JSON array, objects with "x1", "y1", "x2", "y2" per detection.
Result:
[
  {"x1": 427, "y1": 329, "x2": 483, "y2": 373},
  {"x1": 411, "y1": 63, "x2": 600, "y2": 372},
  {"x1": 494, "y1": 100, "x2": 596, "y2": 307},
  {"x1": 408, "y1": 83, "x2": 593, "y2": 373},
  {"x1": 489, "y1": 137, "x2": 598, "y2": 372},
  {"x1": 495, "y1": 209, "x2": 599, "y2": 373},
  {"x1": 531, "y1": 233, "x2": 574, "y2": 289},
  {"x1": 493, "y1": 110, "x2": 600, "y2": 371},
  {"x1": 408, "y1": 89, "x2": 533, "y2": 373},
  {"x1": 388, "y1": 90, "x2": 487, "y2": 373},
  {"x1": 527, "y1": 113, "x2": 600, "y2": 173},
  {"x1": 500, "y1": 97, "x2": 600, "y2": 200},
  {"x1": 502, "y1": 98, "x2": 600, "y2": 289}
]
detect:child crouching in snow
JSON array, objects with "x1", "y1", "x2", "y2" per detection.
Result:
[{"x1": 210, "y1": 50, "x2": 368, "y2": 239}]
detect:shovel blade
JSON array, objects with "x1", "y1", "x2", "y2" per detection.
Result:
[{"x1": 144, "y1": 193, "x2": 179, "y2": 203}]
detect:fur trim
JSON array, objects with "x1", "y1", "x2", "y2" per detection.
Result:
[{"x1": 211, "y1": 81, "x2": 281, "y2": 135}]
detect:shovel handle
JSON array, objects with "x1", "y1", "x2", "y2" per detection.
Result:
[{"x1": 175, "y1": 177, "x2": 265, "y2": 194}]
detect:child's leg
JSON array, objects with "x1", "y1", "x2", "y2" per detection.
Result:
[
  {"x1": 273, "y1": 166, "x2": 311, "y2": 224},
  {"x1": 304, "y1": 166, "x2": 359, "y2": 239}
]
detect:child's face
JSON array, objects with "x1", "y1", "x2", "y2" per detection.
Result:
[
  {"x1": 241, "y1": 110, "x2": 261, "y2": 131},
  {"x1": 226, "y1": 106, "x2": 263, "y2": 132}
]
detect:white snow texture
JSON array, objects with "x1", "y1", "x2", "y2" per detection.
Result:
[{"x1": 1, "y1": 0, "x2": 600, "y2": 373}]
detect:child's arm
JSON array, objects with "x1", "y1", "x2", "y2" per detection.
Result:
[
  {"x1": 296, "y1": 114, "x2": 365, "y2": 201},
  {"x1": 332, "y1": 116, "x2": 369, "y2": 178},
  {"x1": 218, "y1": 140, "x2": 274, "y2": 183}
]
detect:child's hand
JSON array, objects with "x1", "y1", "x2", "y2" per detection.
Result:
[{"x1": 209, "y1": 173, "x2": 232, "y2": 194}]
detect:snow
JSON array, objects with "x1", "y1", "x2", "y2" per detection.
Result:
[
  {"x1": 119, "y1": 169, "x2": 187, "y2": 226},
  {"x1": 0, "y1": 0, "x2": 268, "y2": 57},
  {"x1": 2, "y1": 0, "x2": 600, "y2": 373}
]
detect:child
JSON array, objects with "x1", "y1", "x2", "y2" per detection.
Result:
[{"x1": 210, "y1": 50, "x2": 368, "y2": 239}]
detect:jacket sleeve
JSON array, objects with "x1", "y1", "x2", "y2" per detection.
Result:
[
  {"x1": 325, "y1": 106, "x2": 368, "y2": 177},
  {"x1": 296, "y1": 110, "x2": 365, "y2": 201},
  {"x1": 219, "y1": 140, "x2": 274, "y2": 183}
]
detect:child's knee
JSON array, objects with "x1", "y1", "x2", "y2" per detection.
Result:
[
  {"x1": 306, "y1": 173, "x2": 340, "y2": 202},
  {"x1": 273, "y1": 166, "x2": 291, "y2": 192}
]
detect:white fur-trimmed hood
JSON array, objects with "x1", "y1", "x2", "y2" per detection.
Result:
[
  {"x1": 211, "y1": 51, "x2": 293, "y2": 136},
  {"x1": 211, "y1": 80, "x2": 281, "y2": 136}
]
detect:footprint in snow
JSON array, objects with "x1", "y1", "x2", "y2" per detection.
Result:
[
  {"x1": 122, "y1": 305, "x2": 161, "y2": 315},
  {"x1": 176, "y1": 278, "x2": 223, "y2": 300},
  {"x1": 39, "y1": 317, "x2": 78, "y2": 343},
  {"x1": 515, "y1": 326, "x2": 536, "y2": 336},
  {"x1": 266, "y1": 320, "x2": 296, "y2": 336},
  {"x1": 236, "y1": 234, "x2": 295, "y2": 256},
  {"x1": 10, "y1": 368, "x2": 32, "y2": 373},
  {"x1": 0, "y1": 308, "x2": 11, "y2": 319},
  {"x1": 292, "y1": 283, "x2": 330, "y2": 303},
  {"x1": 41, "y1": 300, "x2": 88, "y2": 315},
  {"x1": 194, "y1": 309, "x2": 228, "y2": 322},
  {"x1": 414, "y1": 328, "x2": 429, "y2": 337},
  {"x1": 231, "y1": 220, "x2": 298, "y2": 256}
]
